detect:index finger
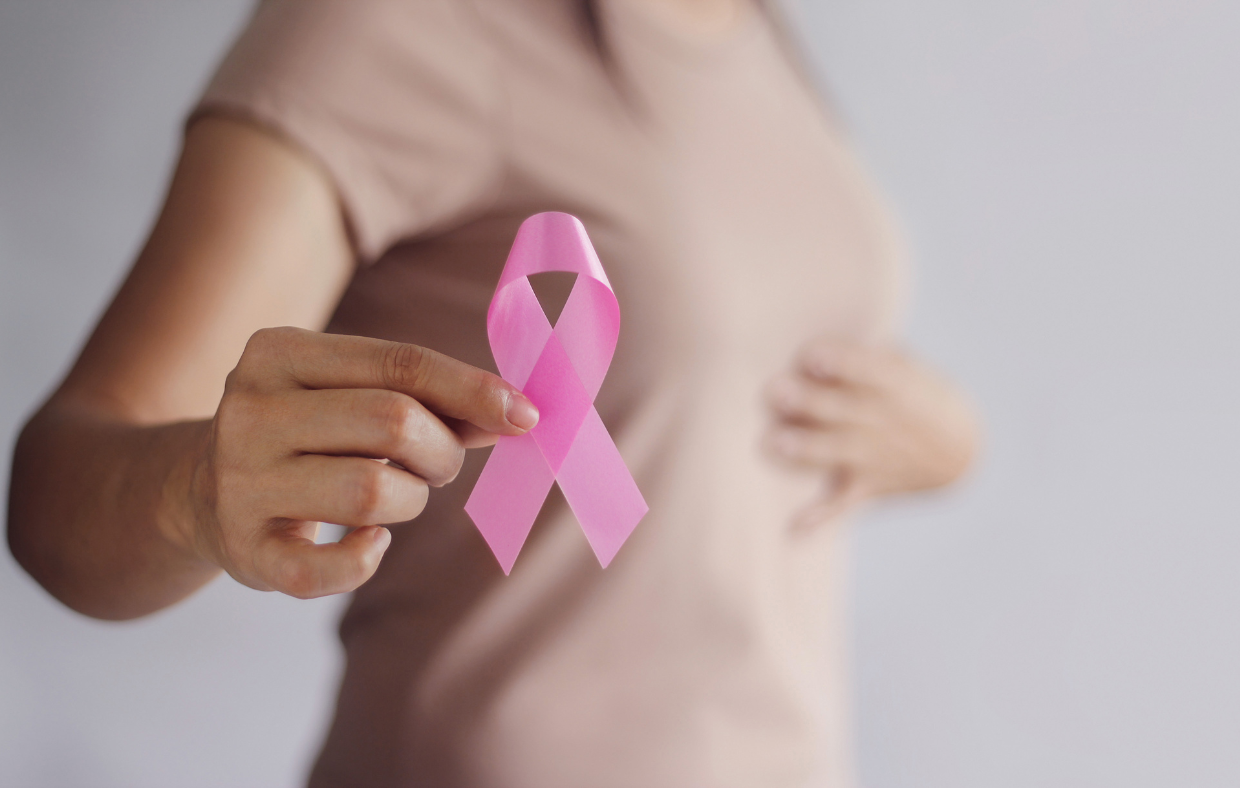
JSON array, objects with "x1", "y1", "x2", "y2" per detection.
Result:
[{"x1": 251, "y1": 327, "x2": 539, "y2": 435}]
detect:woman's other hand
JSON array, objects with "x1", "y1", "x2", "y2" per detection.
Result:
[
  {"x1": 764, "y1": 337, "x2": 981, "y2": 525},
  {"x1": 180, "y1": 328, "x2": 538, "y2": 600}
]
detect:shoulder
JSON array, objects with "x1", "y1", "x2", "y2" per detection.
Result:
[{"x1": 197, "y1": 0, "x2": 517, "y2": 260}]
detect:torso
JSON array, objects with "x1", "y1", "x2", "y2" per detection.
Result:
[{"x1": 313, "y1": 2, "x2": 904, "y2": 785}]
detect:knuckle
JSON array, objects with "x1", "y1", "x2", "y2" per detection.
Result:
[
  {"x1": 275, "y1": 559, "x2": 318, "y2": 600},
  {"x1": 348, "y1": 464, "x2": 391, "y2": 524},
  {"x1": 386, "y1": 475, "x2": 429, "y2": 523},
  {"x1": 235, "y1": 327, "x2": 299, "y2": 383},
  {"x1": 371, "y1": 392, "x2": 463, "y2": 488},
  {"x1": 243, "y1": 326, "x2": 290, "y2": 361},
  {"x1": 472, "y1": 371, "x2": 508, "y2": 415},
  {"x1": 215, "y1": 384, "x2": 257, "y2": 423},
  {"x1": 225, "y1": 358, "x2": 263, "y2": 395},
  {"x1": 362, "y1": 546, "x2": 384, "y2": 579},
  {"x1": 404, "y1": 479, "x2": 431, "y2": 520},
  {"x1": 415, "y1": 425, "x2": 465, "y2": 487},
  {"x1": 221, "y1": 366, "x2": 246, "y2": 394},
  {"x1": 371, "y1": 476, "x2": 428, "y2": 524},
  {"x1": 377, "y1": 393, "x2": 420, "y2": 448},
  {"x1": 381, "y1": 342, "x2": 433, "y2": 392},
  {"x1": 433, "y1": 440, "x2": 467, "y2": 487}
]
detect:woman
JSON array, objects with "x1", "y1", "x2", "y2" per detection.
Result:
[{"x1": 7, "y1": 0, "x2": 978, "y2": 785}]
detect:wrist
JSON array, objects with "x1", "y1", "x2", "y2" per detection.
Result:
[{"x1": 155, "y1": 419, "x2": 219, "y2": 568}]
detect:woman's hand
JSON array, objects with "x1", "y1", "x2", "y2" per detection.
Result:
[
  {"x1": 10, "y1": 118, "x2": 540, "y2": 619},
  {"x1": 177, "y1": 327, "x2": 539, "y2": 599},
  {"x1": 764, "y1": 336, "x2": 980, "y2": 525}
]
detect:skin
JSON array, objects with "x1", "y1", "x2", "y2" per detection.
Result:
[
  {"x1": 632, "y1": 0, "x2": 746, "y2": 35},
  {"x1": 764, "y1": 338, "x2": 980, "y2": 527},
  {"x1": 638, "y1": 0, "x2": 982, "y2": 513},
  {"x1": 630, "y1": 0, "x2": 981, "y2": 508},
  {"x1": 8, "y1": 0, "x2": 979, "y2": 620}
]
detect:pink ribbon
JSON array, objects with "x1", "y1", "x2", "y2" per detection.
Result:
[{"x1": 465, "y1": 212, "x2": 648, "y2": 574}]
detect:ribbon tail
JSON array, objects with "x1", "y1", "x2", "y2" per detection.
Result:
[
  {"x1": 464, "y1": 433, "x2": 556, "y2": 574},
  {"x1": 556, "y1": 408, "x2": 649, "y2": 568}
]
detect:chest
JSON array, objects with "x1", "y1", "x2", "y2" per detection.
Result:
[{"x1": 499, "y1": 13, "x2": 904, "y2": 381}]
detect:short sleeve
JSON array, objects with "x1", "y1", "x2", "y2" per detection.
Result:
[{"x1": 191, "y1": 0, "x2": 505, "y2": 262}]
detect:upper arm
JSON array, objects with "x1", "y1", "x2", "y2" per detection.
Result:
[
  {"x1": 56, "y1": 116, "x2": 354, "y2": 424},
  {"x1": 56, "y1": 0, "x2": 508, "y2": 426}
]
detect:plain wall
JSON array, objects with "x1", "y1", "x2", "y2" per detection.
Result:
[{"x1": 2, "y1": 1, "x2": 1238, "y2": 786}]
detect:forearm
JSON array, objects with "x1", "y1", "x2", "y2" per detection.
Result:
[{"x1": 7, "y1": 400, "x2": 220, "y2": 620}]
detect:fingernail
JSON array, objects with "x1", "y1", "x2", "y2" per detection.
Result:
[{"x1": 506, "y1": 394, "x2": 540, "y2": 431}]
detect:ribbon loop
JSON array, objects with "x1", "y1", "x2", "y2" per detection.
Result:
[{"x1": 465, "y1": 212, "x2": 648, "y2": 574}]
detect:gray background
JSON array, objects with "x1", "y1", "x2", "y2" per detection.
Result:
[{"x1": 2, "y1": 1, "x2": 1237, "y2": 786}]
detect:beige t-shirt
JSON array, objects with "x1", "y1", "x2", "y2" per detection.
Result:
[{"x1": 197, "y1": 1, "x2": 905, "y2": 786}]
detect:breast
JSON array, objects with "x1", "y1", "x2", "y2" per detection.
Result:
[{"x1": 596, "y1": 24, "x2": 907, "y2": 398}]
